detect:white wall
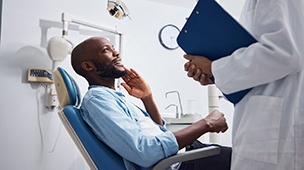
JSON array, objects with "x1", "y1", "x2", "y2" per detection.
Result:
[{"x1": 0, "y1": 0, "x2": 242, "y2": 169}]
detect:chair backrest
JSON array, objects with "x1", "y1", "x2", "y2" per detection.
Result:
[{"x1": 53, "y1": 67, "x2": 126, "y2": 170}]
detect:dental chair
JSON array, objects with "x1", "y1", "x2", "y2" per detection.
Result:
[{"x1": 53, "y1": 67, "x2": 221, "y2": 170}]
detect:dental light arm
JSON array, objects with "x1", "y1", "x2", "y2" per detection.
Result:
[
  {"x1": 58, "y1": 12, "x2": 124, "y2": 68},
  {"x1": 46, "y1": 1, "x2": 128, "y2": 68},
  {"x1": 107, "y1": 0, "x2": 130, "y2": 19},
  {"x1": 46, "y1": 12, "x2": 124, "y2": 109},
  {"x1": 46, "y1": 36, "x2": 72, "y2": 110},
  {"x1": 45, "y1": 14, "x2": 74, "y2": 110}
]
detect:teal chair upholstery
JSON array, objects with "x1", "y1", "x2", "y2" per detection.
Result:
[
  {"x1": 53, "y1": 67, "x2": 126, "y2": 170},
  {"x1": 53, "y1": 67, "x2": 221, "y2": 170}
]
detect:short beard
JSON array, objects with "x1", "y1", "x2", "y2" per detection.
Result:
[{"x1": 94, "y1": 60, "x2": 126, "y2": 78}]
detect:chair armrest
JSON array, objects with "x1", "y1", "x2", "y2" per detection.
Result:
[{"x1": 152, "y1": 145, "x2": 220, "y2": 170}]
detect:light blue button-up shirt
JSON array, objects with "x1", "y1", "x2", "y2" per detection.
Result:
[{"x1": 81, "y1": 86, "x2": 179, "y2": 170}]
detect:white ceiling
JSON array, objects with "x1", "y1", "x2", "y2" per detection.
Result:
[
  {"x1": 219, "y1": 0, "x2": 245, "y2": 18},
  {"x1": 143, "y1": 0, "x2": 197, "y2": 9},
  {"x1": 141, "y1": 0, "x2": 246, "y2": 18}
]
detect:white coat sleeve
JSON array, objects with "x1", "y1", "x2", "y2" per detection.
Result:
[{"x1": 212, "y1": 0, "x2": 304, "y2": 94}]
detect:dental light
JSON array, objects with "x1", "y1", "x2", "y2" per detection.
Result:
[
  {"x1": 44, "y1": 37, "x2": 73, "y2": 110},
  {"x1": 107, "y1": 0, "x2": 130, "y2": 19},
  {"x1": 47, "y1": 37, "x2": 73, "y2": 70}
]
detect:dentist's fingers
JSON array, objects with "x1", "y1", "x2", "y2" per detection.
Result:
[
  {"x1": 193, "y1": 68, "x2": 202, "y2": 81},
  {"x1": 199, "y1": 74, "x2": 208, "y2": 85},
  {"x1": 199, "y1": 74, "x2": 213, "y2": 86},
  {"x1": 183, "y1": 54, "x2": 195, "y2": 61},
  {"x1": 184, "y1": 61, "x2": 191, "y2": 71},
  {"x1": 187, "y1": 64, "x2": 196, "y2": 77}
]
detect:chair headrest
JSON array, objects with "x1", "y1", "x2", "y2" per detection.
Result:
[{"x1": 53, "y1": 67, "x2": 81, "y2": 108}]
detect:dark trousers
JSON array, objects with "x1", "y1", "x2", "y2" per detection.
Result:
[{"x1": 179, "y1": 140, "x2": 232, "y2": 170}]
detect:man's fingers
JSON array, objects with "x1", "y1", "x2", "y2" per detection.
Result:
[
  {"x1": 129, "y1": 68, "x2": 139, "y2": 78},
  {"x1": 120, "y1": 82, "x2": 131, "y2": 93}
]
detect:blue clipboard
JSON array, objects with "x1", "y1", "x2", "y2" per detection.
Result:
[{"x1": 177, "y1": 0, "x2": 257, "y2": 104}]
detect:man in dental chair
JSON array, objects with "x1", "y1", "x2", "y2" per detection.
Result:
[{"x1": 71, "y1": 36, "x2": 231, "y2": 170}]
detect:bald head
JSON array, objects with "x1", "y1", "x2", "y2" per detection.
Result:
[
  {"x1": 71, "y1": 37, "x2": 110, "y2": 76},
  {"x1": 70, "y1": 36, "x2": 125, "y2": 86}
]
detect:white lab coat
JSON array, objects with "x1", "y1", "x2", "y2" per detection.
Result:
[{"x1": 212, "y1": 0, "x2": 304, "y2": 169}]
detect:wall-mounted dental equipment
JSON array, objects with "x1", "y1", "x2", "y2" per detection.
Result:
[
  {"x1": 47, "y1": 12, "x2": 124, "y2": 107},
  {"x1": 29, "y1": 12, "x2": 124, "y2": 110},
  {"x1": 27, "y1": 68, "x2": 53, "y2": 83},
  {"x1": 163, "y1": 87, "x2": 223, "y2": 144},
  {"x1": 59, "y1": 12, "x2": 124, "y2": 55},
  {"x1": 165, "y1": 91, "x2": 184, "y2": 118},
  {"x1": 47, "y1": 36, "x2": 73, "y2": 71},
  {"x1": 208, "y1": 85, "x2": 224, "y2": 144},
  {"x1": 107, "y1": 0, "x2": 130, "y2": 19}
]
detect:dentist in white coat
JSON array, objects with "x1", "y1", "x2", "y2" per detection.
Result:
[{"x1": 183, "y1": 0, "x2": 304, "y2": 169}]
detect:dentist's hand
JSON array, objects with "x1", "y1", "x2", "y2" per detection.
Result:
[
  {"x1": 121, "y1": 68, "x2": 152, "y2": 100},
  {"x1": 184, "y1": 54, "x2": 213, "y2": 85}
]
